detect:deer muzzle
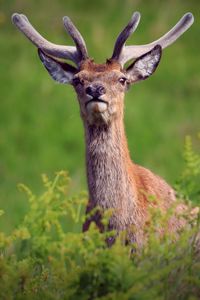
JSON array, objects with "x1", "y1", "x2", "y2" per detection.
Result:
[{"x1": 85, "y1": 84, "x2": 108, "y2": 114}]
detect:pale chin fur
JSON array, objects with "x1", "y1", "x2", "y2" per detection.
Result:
[
  {"x1": 87, "y1": 108, "x2": 110, "y2": 125},
  {"x1": 86, "y1": 101, "x2": 108, "y2": 114},
  {"x1": 85, "y1": 96, "x2": 110, "y2": 125}
]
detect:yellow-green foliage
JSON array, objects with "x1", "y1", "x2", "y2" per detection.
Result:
[
  {"x1": 0, "y1": 138, "x2": 200, "y2": 300},
  {"x1": 1, "y1": 0, "x2": 200, "y2": 233},
  {"x1": 175, "y1": 135, "x2": 200, "y2": 204}
]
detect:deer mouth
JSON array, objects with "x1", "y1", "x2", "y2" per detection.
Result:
[
  {"x1": 85, "y1": 98, "x2": 108, "y2": 114},
  {"x1": 85, "y1": 98, "x2": 108, "y2": 106}
]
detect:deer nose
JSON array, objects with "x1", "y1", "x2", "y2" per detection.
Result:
[{"x1": 85, "y1": 84, "x2": 106, "y2": 98}]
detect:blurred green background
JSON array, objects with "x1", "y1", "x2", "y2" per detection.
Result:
[{"x1": 0, "y1": 0, "x2": 199, "y2": 232}]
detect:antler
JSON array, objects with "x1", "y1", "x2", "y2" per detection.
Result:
[
  {"x1": 111, "y1": 12, "x2": 194, "y2": 66},
  {"x1": 11, "y1": 13, "x2": 88, "y2": 66},
  {"x1": 111, "y1": 12, "x2": 141, "y2": 61}
]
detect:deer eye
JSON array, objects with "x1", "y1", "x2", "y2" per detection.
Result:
[
  {"x1": 73, "y1": 77, "x2": 83, "y2": 86},
  {"x1": 118, "y1": 77, "x2": 127, "y2": 85}
]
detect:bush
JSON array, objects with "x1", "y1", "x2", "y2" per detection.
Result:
[
  {"x1": 0, "y1": 139, "x2": 200, "y2": 300},
  {"x1": 175, "y1": 135, "x2": 200, "y2": 205}
]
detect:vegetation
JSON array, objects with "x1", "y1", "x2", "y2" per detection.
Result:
[
  {"x1": 1, "y1": 0, "x2": 200, "y2": 231},
  {"x1": 0, "y1": 138, "x2": 200, "y2": 300}
]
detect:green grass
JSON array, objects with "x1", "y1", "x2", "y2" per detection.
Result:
[{"x1": 0, "y1": 0, "x2": 200, "y2": 231}]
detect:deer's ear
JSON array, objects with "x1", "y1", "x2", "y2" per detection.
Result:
[
  {"x1": 38, "y1": 49, "x2": 77, "y2": 84},
  {"x1": 126, "y1": 45, "x2": 162, "y2": 83}
]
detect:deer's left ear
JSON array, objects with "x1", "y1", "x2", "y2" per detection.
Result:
[{"x1": 125, "y1": 45, "x2": 162, "y2": 83}]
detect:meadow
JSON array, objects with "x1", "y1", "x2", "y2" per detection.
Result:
[{"x1": 0, "y1": 0, "x2": 200, "y2": 232}]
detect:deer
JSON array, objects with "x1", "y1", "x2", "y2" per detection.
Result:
[{"x1": 12, "y1": 11, "x2": 196, "y2": 247}]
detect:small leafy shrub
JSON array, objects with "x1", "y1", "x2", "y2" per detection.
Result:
[
  {"x1": 0, "y1": 138, "x2": 200, "y2": 300},
  {"x1": 175, "y1": 135, "x2": 200, "y2": 204}
]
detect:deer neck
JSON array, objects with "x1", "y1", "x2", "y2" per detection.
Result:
[{"x1": 84, "y1": 118, "x2": 137, "y2": 212}]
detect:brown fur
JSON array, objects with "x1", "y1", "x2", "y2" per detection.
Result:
[
  {"x1": 39, "y1": 55, "x2": 196, "y2": 247},
  {"x1": 80, "y1": 59, "x2": 122, "y2": 72},
  {"x1": 82, "y1": 116, "x2": 183, "y2": 247},
  {"x1": 74, "y1": 60, "x2": 186, "y2": 247}
]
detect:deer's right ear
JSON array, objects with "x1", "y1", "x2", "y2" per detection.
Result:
[{"x1": 38, "y1": 49, "x2": 77, "y2": 84}]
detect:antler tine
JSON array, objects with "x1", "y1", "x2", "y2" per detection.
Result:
[
  {"x1": 63, "y1": 16, "x2": 88, "y2": 62},
  {"x1": 119, "y1": 12, "x2": 194, "y2": 66},
  {"x1": 111, "y1": 12, "x2": 141, "y2": 61},
  {"x1": 12, "y1": 13, "x2": 82, "y2": 65}
]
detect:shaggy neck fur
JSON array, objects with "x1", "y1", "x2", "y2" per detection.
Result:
[{"x1": 84, "y1": 117, "x2": 139, "y2": 231}]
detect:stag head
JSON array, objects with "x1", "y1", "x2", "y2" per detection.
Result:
[{"x1": 12, "y1": 12, "x2": 193, "y2": 125}]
